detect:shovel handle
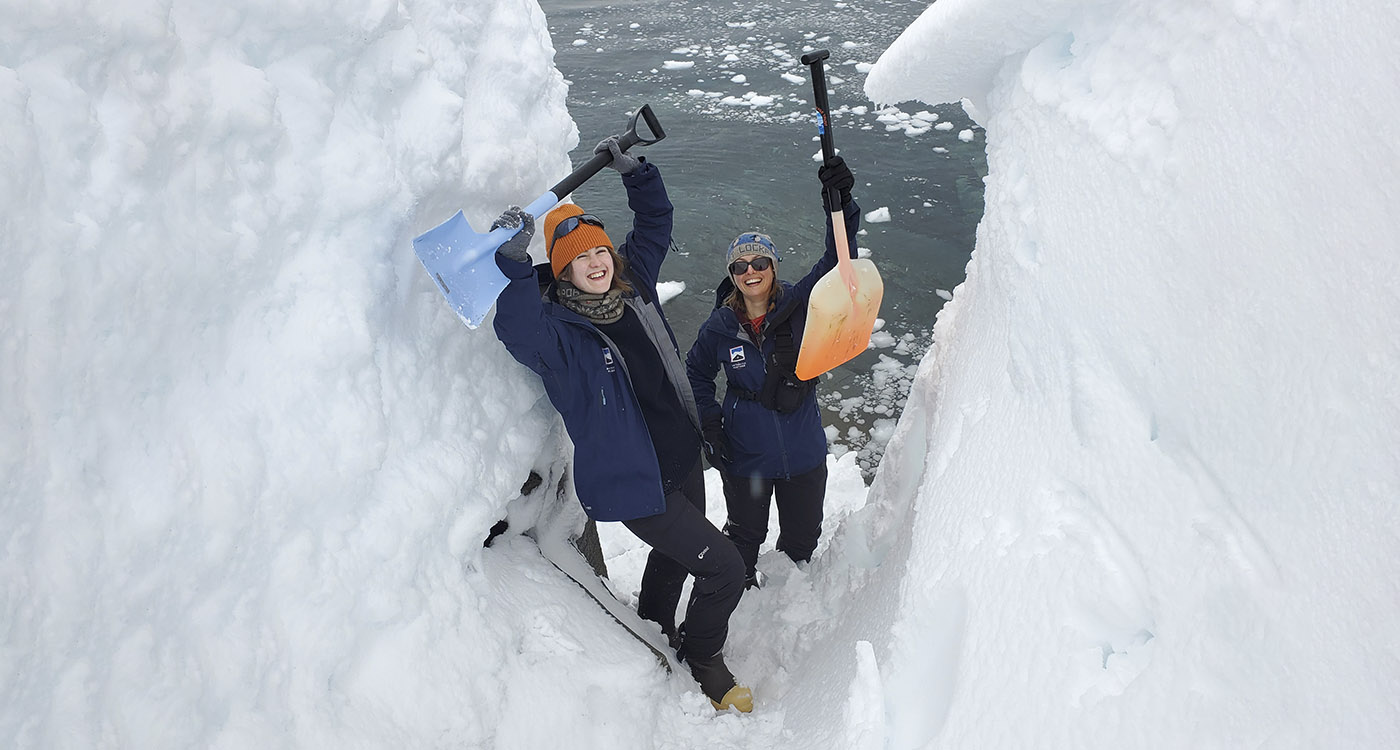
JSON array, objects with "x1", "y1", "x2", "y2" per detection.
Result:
[
  {"x1": 547, "y1": 104, "x2": 666, "y2": 202},
  {"x1": 448, "y1": 104, "x2": 667, "y2": 272},
  {"x1": 802, "y1": 49, "x2": 859, "y2": 299},
  {"x1": 801, "y1": 50, "x2": 843, "y2": 213}
]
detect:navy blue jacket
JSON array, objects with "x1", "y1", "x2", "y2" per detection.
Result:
[
  {"x1": 493, "y1": 161, "x2": 701, "y2": 521},
  {"x1": 685, "y1": 199, "x2": 861, "y2": 479}
]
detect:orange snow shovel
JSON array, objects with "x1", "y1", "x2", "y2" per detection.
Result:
[{"x1": 793, "y1": 50, "x2": 884, "y2": 380}]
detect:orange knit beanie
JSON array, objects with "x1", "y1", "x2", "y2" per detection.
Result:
[{"x1": 543, "y1": 204, "x2": 613, "y2": 280}]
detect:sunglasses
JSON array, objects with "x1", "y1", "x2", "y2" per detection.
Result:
[
  {"x1": 728, "y1": 256, "x2": 774, "y2": 275},
  {"x1": 552, "y1": 214, "x2": 604, "y2": 245}
]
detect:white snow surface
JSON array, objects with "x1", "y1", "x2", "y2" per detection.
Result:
[
  {"x1": 864, "y1": 0, "x2": 1400, "y2": 747},
  {"x1": 3, "y1": 1, "x2": 1398, "y2": 749}
]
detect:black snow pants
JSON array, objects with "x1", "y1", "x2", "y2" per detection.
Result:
[
  {"x1": 720, "y1": 461, "x2": 828, "y2": 579},
  {"x1": 624, "y1": 458, "x2": 745, "y2": 660}
]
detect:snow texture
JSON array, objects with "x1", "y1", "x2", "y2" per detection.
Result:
[{"x1": 3, "y1": 0, "x2": 1399, "y2": 748}]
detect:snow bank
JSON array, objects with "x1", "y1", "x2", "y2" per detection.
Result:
[
  {"x1": 6, "y1": 0, "x2": 1400, "y2": 747},
  {"x1": 0, "y1": 0, "x2": 608, "y2": 745},
  {"x1": 859, "y1": 0, "x2": 1400, "y2": 746}
]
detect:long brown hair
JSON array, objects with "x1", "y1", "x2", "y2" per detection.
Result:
[
  {"x1": 559, "y1": 246, "x2": 634, "y2": 295},
  {"x1": 724, "y1": 273, "x2": 780, "y2": 319}
]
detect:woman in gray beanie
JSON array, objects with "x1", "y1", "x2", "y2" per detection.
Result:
[{"x1": 684, "y1": 157, "x2": 862, "y2": 587}]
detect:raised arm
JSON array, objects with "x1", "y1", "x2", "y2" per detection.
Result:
[
  {"x1": 617, "y1": 159, "x2": 673, "y2": 291},
  {"x1": 490, "y1": 209, "x2": 567, "y2": 376},
  {"x1": 789, "y1": 156, "x2": 861, "y2": 299}
]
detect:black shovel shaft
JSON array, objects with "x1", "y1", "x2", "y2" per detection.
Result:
[
  {"x1": 802, "y1": 49, "x2": 836, "y2": 163},
  {"x1": 801, "y1": 49, "x2": 842, "y2": 213},
  {"x1": 549, "y1": 104, "x2": 666, "y2": 200}
]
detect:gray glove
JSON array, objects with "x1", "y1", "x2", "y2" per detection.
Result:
[
  {"x1": 594, "y1": 136, "x2": 640, "y2": 175},
  {"x1": 491, "y1": 206, "x2": 534, "y2": 263}
]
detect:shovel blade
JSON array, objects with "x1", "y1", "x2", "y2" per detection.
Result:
[
  {"x1": 412, "y1": 210, "x2": 512, "y2": 329},
  {"x1": 795, "y1": 258, "x2": 884, "y2": 380}
]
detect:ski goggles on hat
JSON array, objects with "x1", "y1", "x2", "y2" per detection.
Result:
[
  {"x1": 551, "y1": 213, "x2": 605, "y2": 244},
  {"x1": 728, "y1": 256, "x2": 774, "y2": 275}
]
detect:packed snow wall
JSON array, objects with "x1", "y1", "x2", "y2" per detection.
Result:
[
  {"x1": 853, "y1": 0, "x2": 1400, "y2": 746},
  {"x1": 1, "y1": 1, "x2": 596, "y2": 745}
]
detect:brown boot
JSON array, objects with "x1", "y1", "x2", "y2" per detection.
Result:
[{"x1": 686, "y1": 650, "x2": 753, "y2": 712}]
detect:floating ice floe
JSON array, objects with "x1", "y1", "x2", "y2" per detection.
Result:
[
  {"x1": 869, "y1": 331, "x2": 898, "y2": 348},
  {"x1": 864, "y1": 207, "x2": 892, "y2": 223},
  {"x1": 663, "y1": 60, "x2": 695, "y2": 69},
  {"x1": 731, "y1": 74, "x2": 747, "y2": 83},
  {"x1": 781, "y1": 72, "x2": 805, "y2": 84},
  {"x1": 855, "y1": 62, "x2": 873, "y2": 73},
  {"x1": 721, "y1": 92, "x2": 776, "y2": 107},
  {"x1": 868, "y1": 418, "x2": 897, "y2": 446},
  {"x1": 656, "y1": 280, "x2": 686, "y2": 305},
  {"x1": 959, "y1": 129, "x2": 975, "y2": 142},
  {"x1": 572, "y1": 39, "x2": 587, "y2": 46},
  {"x1": 936, "y1": 289, "x2": 953, "y2": 301},
  {"x1": 935, "y1": 121, "x2": 954, "y2": 131},
  {"x1": 726, "y1": 21, "x2": 756, "y2": 28},
  {"x1": 841, "y1": 41, "x2": 861, "y2": 49}
]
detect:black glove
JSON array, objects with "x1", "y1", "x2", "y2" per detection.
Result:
[
  {"x1": 818, "y1": 156, "x2": 854, "y2": 208},
  {"x1": 701, "y1": 417, "x2": 731, "y2": 470},
  {"x1": 594, "y1": 135, "x2": 640, "y2": 175},
  {"x1": 491, "y1": 206, "x2": 534, "y2": 263}
]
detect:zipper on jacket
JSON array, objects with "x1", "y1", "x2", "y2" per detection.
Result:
[{"x1": 723, "y1": 324, "x2": 797, "y2": 478}]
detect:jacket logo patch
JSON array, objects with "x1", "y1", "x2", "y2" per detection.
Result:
[
  {"x1": 603, "y1": 347, "x2": 616, "y2": 373},
  {"x1": 729, "y1": 346, "x2": 746, "y2": 368}
]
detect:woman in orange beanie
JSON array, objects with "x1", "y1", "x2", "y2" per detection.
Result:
[{"x1": 489, "y1": 138, "x2": 751, "y2": 712}]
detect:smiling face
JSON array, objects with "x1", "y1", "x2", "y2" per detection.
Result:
[
  {"x1": 731, "y1": 253, "x2": 775, "y2": 304},
  {"x1": 566, "y1": 245, "x2": 615, "y2": 294}
]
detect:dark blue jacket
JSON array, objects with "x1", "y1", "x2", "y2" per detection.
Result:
[
  {"x1": 492, "y1": 161, "x2": 701, "y2": 521},
  {"x1": 685, "y1": 199, "x2": 861, "y2": 479}
]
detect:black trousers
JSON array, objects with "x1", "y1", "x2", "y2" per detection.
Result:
[
  {"x1": 623, "y1": 459, "x2": 744, "y2": 660},
  {"x1": 720, "y1": 462, "x2": 828, "y2": 578}
]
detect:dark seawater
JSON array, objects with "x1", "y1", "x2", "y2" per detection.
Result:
[{"x1": 539, "y1": 0, "x2": 986, "y2": 477}]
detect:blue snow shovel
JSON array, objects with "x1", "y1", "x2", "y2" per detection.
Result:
[{"x1": 412, "y1": 104, "x2": 666, "y2": 328}]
